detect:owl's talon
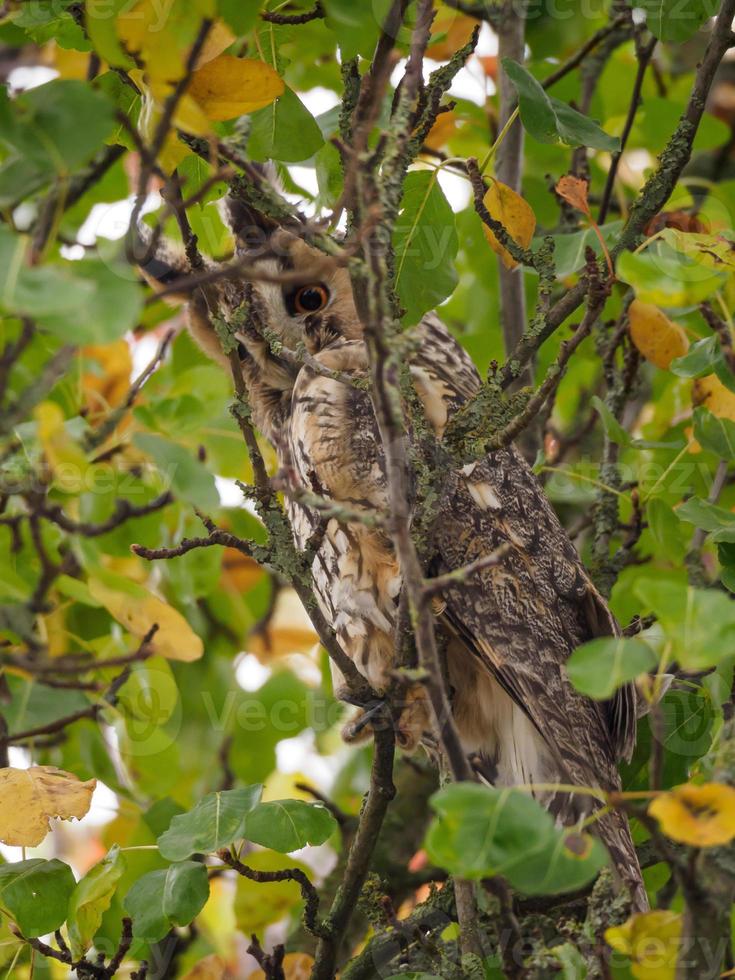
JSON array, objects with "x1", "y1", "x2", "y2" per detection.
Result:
[{"x1": 341, "y1": 698, "x2": 388, "y2": 743}]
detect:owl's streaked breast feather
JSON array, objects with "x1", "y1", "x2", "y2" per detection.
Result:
[{"x1": 282, "y1": 310, "x2": 644, "y2": 908}]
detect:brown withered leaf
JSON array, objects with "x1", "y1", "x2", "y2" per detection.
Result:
[{"x1": 555, "y1": 175, "x2": 591, "y2": 215}]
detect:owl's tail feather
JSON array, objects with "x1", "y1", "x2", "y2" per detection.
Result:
[{"x1": 595, "y1": 806, "x2": 649, "y2": 913}]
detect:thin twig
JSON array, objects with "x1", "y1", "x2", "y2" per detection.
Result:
[
  {"x1": 598, "y1": 36, "x2": 657, "y2": 224},
  {"x1": 218, "y1": 849, "x2": 327, "y2": 939}
]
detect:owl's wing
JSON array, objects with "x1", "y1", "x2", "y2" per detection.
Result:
[
  {"x1": 427, "y1": 448, "x2": 646, "y2": 907},
  {"x1": 408, "y1": 316, "x2": 636, "y2": 768},
  {"x1": 431, "y1": 448, "x2": 635, "y2": 789}
]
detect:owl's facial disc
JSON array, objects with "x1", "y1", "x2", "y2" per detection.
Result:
[{"x1": 244, "y1": 235, "x2": 361, "y2": 352}]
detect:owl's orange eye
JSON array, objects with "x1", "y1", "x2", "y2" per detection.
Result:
[{"x1": 292, "y1": 283, "x2": 329, "y2": 315}]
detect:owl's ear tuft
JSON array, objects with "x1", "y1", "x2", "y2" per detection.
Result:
[
  {"x1": 222, "y1": 164, "x2": 306, "y2": 254},
  {"x1": 129, "y1": 227, "x2": 191, "y2": 303},
  {"x1": 222, "y1": 193, "x2": 280, "y2": 253}
]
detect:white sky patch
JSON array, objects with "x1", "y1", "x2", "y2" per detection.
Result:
[
  {"x1": 276, "y1": 729, "x2": 339, "y2": 787},
  {"x1": 437, "y1": 167, "x2": 471, "y2": 212},
  {"x1": 299, "y1": 85, "x2": 341, "y2": 118},
  {"x1": 79, "y1": 193, "x2": 162, "y2": 245},
  {"x1": 130, "y1": 331, "x2": 162, "y2": 376},
  {"x1": 235, "y1": 652, "x2": 272, "y2": 692},
  {"x1": 7, "y1": 65, "x2": 57, "y2": 92},
  {"x1": 81, "y1": 780, "x2": 120, "y2": 828},
  {"x1": 289, "y1": 165, "x2": 320, "y2": 200}
]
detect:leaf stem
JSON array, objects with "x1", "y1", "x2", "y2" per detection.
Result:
[{"x1": 479, "y1": 105, "x2": 520, "y2": 175}]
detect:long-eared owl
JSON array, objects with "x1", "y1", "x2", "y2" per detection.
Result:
[{"x1": 143, "y1": 195, "x2": 646, "y2": 910}]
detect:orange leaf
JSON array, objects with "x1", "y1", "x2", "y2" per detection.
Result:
[
  {"x1": 628, "y1": 300, "x2": 689, "y2": 370},
  {"x1": 555, "y1": 174, "x2": 590, "y2": 215},
  {"x1": 248, "y1": 589, "x2": 319, "y2": 663},
  {"x1": 481, "y1": 179, "x2": 536, "y2": 270},
  {"x1": 424, "y1": 111, "x2": 457, "y2": 151},
  {"x1": 428, "y1": 11, "x2": 478, "y2": 61}
]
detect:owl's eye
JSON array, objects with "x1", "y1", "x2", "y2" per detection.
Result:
[{"x1": 292, "y1": 283, "x2": 330, "y2": 315}]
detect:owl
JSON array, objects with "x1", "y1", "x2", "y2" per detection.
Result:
[{"x1": 143, "y1": 196, "x2": 646, "y2": 911}]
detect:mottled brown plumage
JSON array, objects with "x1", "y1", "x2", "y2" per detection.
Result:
[{"x1": 146, "y1": 202, "x2": 646, "y2": 910}]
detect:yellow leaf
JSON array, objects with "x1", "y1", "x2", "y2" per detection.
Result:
[
  {"x1": 693, "y1": 373, "x2": 735, "y2": 421},
  {"x1": 649, "y1": 782, "x2": 735, "y2": 846},
  {"x1": 132, "y1": 75, "x2": 201, "y2": 171},
  {"x1": 187, "y1": 55, "x2": 284, "y2": 121},
  {"x1": 40, "y1": 605, "x2": 68, "y2": 658},
  {"x1": 52, "y1": 45, "x2": 93, "y2": 80},
  {"x1": 34, "y1": 401, "x2": 90, "y2": 493},
  {"x1": 181, "y1": 955, "x2": 229, "y2": 980},
  {"x1": 88, "y1": 576, "x2": 204, "y2": 662},
  {"x1": 234, "y1": 851, "x2": 311, "y2": 934},
  {"x1": 196, "y1": 20, "x2": 236, "y2": 68},
  {"x1": 251, "y1": 954, "x2": 314, "y2": 980},
  {"x1": 220, "y1": 548, "x2": 265, "y2": 594},
  {"x1": 662, "y1": 228, "x2": 735, "y2": 273},
  {"x1": 481, "y1": 179, "x2": 536, "y2": 270},
  {"x1": 628, "y1": 299, "x2": 689, "y2": 370},
  {"x1": 605, "y1": 910, "x2": 682, "y2": 980},
  {"x1": 116, "y1": 0, "x2": 216, "y2": 84},
  {"x1": 0, "y1": 766, "x2": 96, "y2": 847},
  {"x1": 248, "y1": 589, "x2": 319, "y2": 663},
  {"x1": 82, "y1": 341, "x2": 133, "y2": 416}
]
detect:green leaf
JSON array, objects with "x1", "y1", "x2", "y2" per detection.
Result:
[
  {"x1": 566, "y1": 637, "x2": 657, "y2": 700},
  {"x1": 133, "y1": 432, "x2": 219, "y2": 512},
  {"x1": 248, "y1": 86, "x2": 324, "y2": 163},
  {"x1": 622, "y1": 687, "x2": 715, "y2": 790},
  {"x1": 218, "y1": 0, "x2": 261, "y2": 33},
  {"x1": 67, "y1": 845, "x2": 126, "y2": 958},
  {"x1": 634, "y1": 578, "x2": 735, "y2": 670},
  {"x1": 501, "y1": 827, "x2": 608, "y2": 897},
  {"x1": 539, "y1": 221, "x2": 622, "y2": 279},
  {"x1": 157, "y1": 785, "x2": 263, "y2": 861},
  {"x1": 0, "y1": 859, "x2": 75, "y2": 938},
  {"x1": 315, "y1": 141, "x2": 344, "y2": 209},
  {"x1": 123, "y1": 861, "x2": 209, "y2": 942},
  {"x1": 591, "y1": 396, "x2": 631, "y2": 448},
  {"x1": 671, "y1": 336, "x2": 719, "y2": 379},
  {"x1": 0, "y1": 230, "x2": 142, "y2": 342},
  {"x1": 502, "y1": 59, "x2": 619, "y2": 151},
  {"x1": 638, "y1": 0, "x2": 712, "y2": 42},
  {"x1": 243, "y1": 799, "x2": 338, "y2": 852},
  {"x1": 84, "y1": 0, "x2": 132, "y2": 67},
  {"x1": 394, "y1": 171, "x2": 459, "y2": 326},
  {"x1": 14, "y1": 0, "x2": 90, "y2": 49},
  {"x1": 233, "y1": 850, "x2": 311, "y2": 933},
  {"x1": 0, "y1": 80, "x2": 114, "y2": 206},
  {"x1": 321, "y1": 0, "x2": 391, "y2": 59},
  {"x1": 426, "y1": 783, "x2": 605, "y2": 895},
  {"x1": 693, "y1": 407, "x2": 735, "y2": 459},
  {"x1": 617, "y1": 247, "x2": 726, "y2": 307},
  {"x1": 675, "y1": 497, "x2": 735, "y2": 543},
  {"x1": 43, "y1": 258, "x2": 143, "y2": 343},
  {"x1": 647, "y1": 498, "x2": 688, "y2": 564}
]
